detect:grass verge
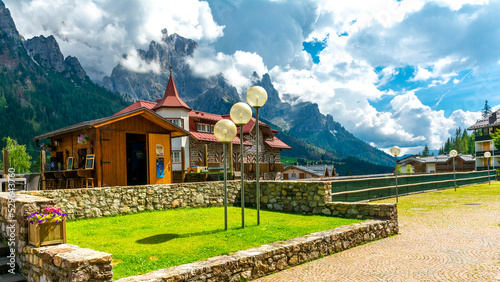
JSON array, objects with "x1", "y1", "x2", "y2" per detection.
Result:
[{"x1": 67, "y1": 206, "x2": 363, "y2": 279}]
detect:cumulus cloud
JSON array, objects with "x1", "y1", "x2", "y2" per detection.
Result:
[{"x1": 5, "y1": 0, "x2": 224, "y2": 79}]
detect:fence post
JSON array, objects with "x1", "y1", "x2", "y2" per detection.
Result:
[{"x1": 2, "y1": 149, "x2": 8, "y2": 174}]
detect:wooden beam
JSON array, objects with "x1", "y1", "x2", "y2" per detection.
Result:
[
  {"x1": 2, "y1": 150, "x2": 8, "y2": 175},
  {"x1": 95, "y1": 128, "x2": 102, "y2": 188},
  {"x1": 181, "y1": 147, "x2": 185, "y2": 183},
  {"x1": 203, "y1": 144, "x2": 208, "y2": 167},
  {"x1": 40, "y1": 150, "x2": 46, "y2": 190}
]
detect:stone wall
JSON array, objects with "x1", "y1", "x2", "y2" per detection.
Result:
[
  {"x1": 0, "y1": 193, "x2": 113, "y2": 282},
  {"x1": 21, "y1": 181, "x2": 241, "y2": 220},
  {"x1": 116, "y1": 219, "x2": 397, "y2": 281}
]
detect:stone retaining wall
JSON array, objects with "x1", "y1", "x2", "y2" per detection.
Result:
[
  {"x1": 116, "y1": 219, "x2": 397, "y2": 282},
  {"x1": 0, "y1": 193, "x2": 113, "y2": 282}
]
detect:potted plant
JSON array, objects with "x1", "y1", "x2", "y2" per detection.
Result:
[
  {"x1": 77, "y1": 133, "x2": 91, "y2": 145},
  {"x1": 28, "y1": 207, "x2": 68, "y2": 247}
]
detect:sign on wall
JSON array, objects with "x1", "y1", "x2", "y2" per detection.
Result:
[{"x1": 156, "y1": 144, "x2": 164, "y2": 157}]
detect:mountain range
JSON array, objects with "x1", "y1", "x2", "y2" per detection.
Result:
[{"x1": 0, "y1": 0, "x2": 393, "y2": 171}]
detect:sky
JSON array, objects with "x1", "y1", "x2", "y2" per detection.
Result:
[{"x1": 4, "y1": 0, "x2": 500, "y2": 155}]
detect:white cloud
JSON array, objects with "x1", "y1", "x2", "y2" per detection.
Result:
[
  {"x1": 120, "y1": 49, "x2": 161, "y2": 74},
  {"x1": 5, "y1": 0, "x2": 224, "y2": 79}
]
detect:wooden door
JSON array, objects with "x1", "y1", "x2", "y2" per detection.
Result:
[
  {"x1": 147, "y1": 133, "x2": 172, "y2": 184},
  {"x1": 484, "y1": 142, "x2": 490, "y2": 151},
  {"x1": 299, "y1": 173, "x2": 305, "y2": 179},
  {"x1": 100, "y1": 130, "x2": 126, "y2": 187},
  {"x1": 283, "y1": 173, "x2": 289, "y2": 180}
]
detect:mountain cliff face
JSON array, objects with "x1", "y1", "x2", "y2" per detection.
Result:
[
  {"x1": 25, "y1": 35, "x2": 88, "y2": 81},
  {"x1": 102, "y1": 29, "x2": 240, "y2": 114},
  {"x1": 103, "y1": 32, "x2": 393, "y2": 167},
  {"x1": 0, "y1": 0, "x2": 128, "y2": 153}
]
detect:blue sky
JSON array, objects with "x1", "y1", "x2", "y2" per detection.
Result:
[{"x1": 5, "y1": 0, "x2": 500, "y2": 154}]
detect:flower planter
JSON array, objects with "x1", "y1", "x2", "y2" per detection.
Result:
[{"x1": 28, "y1": 221, "x2": 67, "y2": 247}]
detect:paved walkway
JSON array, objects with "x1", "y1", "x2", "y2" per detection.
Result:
[{"x1": 257, "y1": 184, "x2": 500, "y2": 281}]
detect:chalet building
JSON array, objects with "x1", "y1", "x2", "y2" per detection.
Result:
[
  {"x1": 467, "y1": 110, "x2": 500, "y2": 170},
  {"x1": 33, "y1": 108, "x2": 189, "y2": 188},
  {"x1": 116, "y1": 70, "x2": 291, "y2": 180},
  {"x1": 282, "y1": 165, "x2": 337, "y2": 180},
  {"x1": 398, "y1": 154, "x2": 475, "y2": 173}
]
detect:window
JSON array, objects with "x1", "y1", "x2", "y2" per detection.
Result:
[
  {"x1": 291, "y1": 172, "x2": 296, "y2": 178},
  {"x1": 172, "y1": 151, "x2": 181, "y2": 163},
  {"x1": 166, "y1": 119, "x2": 183, "y2": 128},
  {"x1": 197, "y1": 123, "x2": 214, "y2": 133}
]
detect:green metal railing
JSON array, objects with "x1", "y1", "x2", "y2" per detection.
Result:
[{"x1": 331, "y1": 170, "x2": 494, "y2": 202}]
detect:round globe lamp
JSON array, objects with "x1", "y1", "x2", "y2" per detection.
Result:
[
  {"x1": 214, "y1": 119, "x2": 237, "y2": 231},
  {"x1": 230, "y1": 102, "x2": 252, "y2": 229},
  {"x1": 246, "y1": 86, "x2": 268, "y2": 226},
  {"x1": 390, "y1": 146, "x2": 401, "y2": 203},
  {"x1": 484, "y1": 151, "x2": 492, "y2": 185},
  {"x1": 450, "y1": 150, "x2": 458, "y2": 190}
]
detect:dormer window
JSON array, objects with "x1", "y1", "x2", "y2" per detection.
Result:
[
  {"x1": 197, "y1": 123, "x2": 214, "y2": 133},
  {"x1": 166, "y1": 119, "x2": 183, "y2": 128}
]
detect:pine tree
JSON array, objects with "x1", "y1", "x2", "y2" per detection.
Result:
[
  {"x1": 422, "y1": 145, "x2": 430, "y2": 157},
  {"x1": 482, "y1": 100, "x2": 492, "y2": 118}
]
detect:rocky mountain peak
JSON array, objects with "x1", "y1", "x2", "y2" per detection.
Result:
[{"x1": 24, "y1": 35, "x2": 88, "y2": 81}]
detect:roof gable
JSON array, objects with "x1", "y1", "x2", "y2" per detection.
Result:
[{"x1": 152, "y1": 71, "x2": 191, "y2": 111}]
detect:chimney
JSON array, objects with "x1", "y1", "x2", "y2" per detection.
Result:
[{"x1": 489, "y1": 112, "x2": 497, "y2": 124}]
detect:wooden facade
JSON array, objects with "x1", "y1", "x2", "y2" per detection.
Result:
[{"x1": 34, "y1": 109, "x2": 188, "y2": 189}]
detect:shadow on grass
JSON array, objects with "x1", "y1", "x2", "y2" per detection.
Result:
[{"x1": 136, "y1": 229, "x2": 226, "y2": 244}]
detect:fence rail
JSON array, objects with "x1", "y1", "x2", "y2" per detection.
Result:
[{"x1": 331, "y1": 170, "x2": 494, "y2": 202}]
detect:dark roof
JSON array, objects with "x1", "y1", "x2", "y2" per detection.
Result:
[
  {"x1": 283, "y1": 165, "x2": 329, "y2": 177},
  {"x1": 399, "y1": 154, "x2": 475, "y2": 165},
  {"x1": 33, "y1": 108, "x2": 189, "y2": 140},
  {"x1": 467, "y1": 109, "x2": 500, "y2": 130}
]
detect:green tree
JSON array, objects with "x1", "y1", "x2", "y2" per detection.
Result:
[
  {"x1": 405, "y1": 164, "x2": 414, "y2": 174},
  {"x1": 422, "y1": 145, "x2": 430, "y2": 157},
  {"x1": 482, "y1": 100, "x2": 492, "y2": 118},
  {"x1": 491, "y1": 129, "x2": 500, "y2": 151},
  {"x1": 2, "y1": 137, "x2": 32, "y2": 173}
]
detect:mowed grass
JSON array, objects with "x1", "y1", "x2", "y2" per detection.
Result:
[
  {"x1": 375, "y1": 181, "x2": 500, "y2": 214},
  {"x1": 66, "y1": 206, "x2": 363, "y2": 279}
]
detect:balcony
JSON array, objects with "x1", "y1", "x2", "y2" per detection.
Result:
[
  {"x1": 476, "y1": 150, "x2": 500, "y2": 157},
  {"x1": 475, "y1": 135, "x2": 492, "y2": 141}
]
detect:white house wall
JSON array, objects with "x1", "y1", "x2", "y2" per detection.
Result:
[{"x1": 155, "y1": 107, "x2": 190, "y2": 171}]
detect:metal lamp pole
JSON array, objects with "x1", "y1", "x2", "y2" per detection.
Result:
[
  {"x1": 246, "y1": 86, "x2": 267, "y2": 226},
  {"x1": 214, "y1": 119, "x2": 237, "y2": 230},
  {"x1": 485, "y1": 151, "x2": 491, "y2": 185},
  {"x1": 230, "y1": 102, "x2": 252, "y2": 229},
  {"x1": 450, "y1": 150, "x2": 458, "y2": 191},
  {"x1": 390, "y1": 146, "x2": 401, "y2": 203}
]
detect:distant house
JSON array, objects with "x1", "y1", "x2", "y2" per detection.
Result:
[
  {"x1": 467, "y1": 110, "x2": 499, "y2": 170},
  {"x1": 116, "y1": 69, "x2": 291, "y2": 180},
  {"x1": 282, "y1": 165, "x2": 337, "y2": 180},
  {"x1": 398, "y1": 154, "x2": 475, "y2": 173}
]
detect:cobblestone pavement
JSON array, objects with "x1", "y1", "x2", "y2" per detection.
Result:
[{"x1": 257, "y1": 183, "x2": 500, "y2": 281}]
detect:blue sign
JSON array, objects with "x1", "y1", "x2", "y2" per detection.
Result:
[{"x1": 156, "y1": 158, "x2": 165, "y2": 178}]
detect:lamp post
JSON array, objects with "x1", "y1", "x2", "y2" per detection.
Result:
[
  {"x1": 484, "y1": 151, "x2": 491, "y2": 185},
  {"x1": 230, "y1": 102, "x2": 252, "y2": 229},
  {"x1": 246, "y1": 86, "x2": 268, "y2": 226},
  {"x1": 390, "y1": 146, "x2": 401, "y2": 203},
  {"x1": 214, "y1": 119, "x2": 237, "y2": 230},
  {"x1": 450, "y1": 149, "x2": 458, "y2": 191}
]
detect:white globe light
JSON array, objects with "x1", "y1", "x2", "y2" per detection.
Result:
[
  {"x1": 484, "y1": 151, "x2": 491, "y2": 158},
  {"x1": 246, "y1": 86, "x2": 268, "y2": 108},
  {"x1": 230, "y1": 102, "x2": 252, "y2": 126},
  {"x1": 214, "y1": 119, "x2": 237, "y2": 143},
  {"x1": 449, "y1": 150, "x2": 458, "y2": 158},
  {"x1": 390, "y1": 146, "x2": 401, "y2": 157}
]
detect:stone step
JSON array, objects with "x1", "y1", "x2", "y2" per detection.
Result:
[{"x1": 0, "y1": 273, "x2": 27, "y2": 282}]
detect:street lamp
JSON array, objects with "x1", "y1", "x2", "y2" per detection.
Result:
[
  {"x1": 390, "y1": 146, "x2": 401, "y2": 203},
  {"x1": 450, "y1": 149, "x2": 458, "y2": 191},
  {"x1": 484, "y1": 151, "x2": 491, "y2": 185},
  {"x1": 246, "y1": 86, "x2": 268, "y2": 226},
  {"x1": 230, "y1": 102, "x2": 252, "y2": 229},
  {"x1": 214, "y1": 119, "x2": 237, "y2": 231}
]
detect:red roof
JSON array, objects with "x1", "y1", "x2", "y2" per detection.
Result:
[
  {"x1": 190, "y1": 131, "x2": 252, "y2": 146},
  {"x1": 265, "y1": 136, "x2": 291, "y2": 149},
  {"x1": 114, "y1": 100, "x2": 156, "y2": 115},
  {"x1": 152, "y1": 72, "x2": 191, "y2": 111},
  {"x1": 189, "y1": 111, "x2": 223, "y2": 122}
]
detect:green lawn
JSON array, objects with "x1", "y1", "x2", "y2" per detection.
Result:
[{"x1": 67, "y1": 207, "x2": 363, "y2": 279}]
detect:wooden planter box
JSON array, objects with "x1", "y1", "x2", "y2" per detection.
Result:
[{"x1": 28, "y1": 221, "x2": 67, "y2": 247}]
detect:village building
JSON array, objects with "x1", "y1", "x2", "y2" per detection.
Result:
[
  {"x1": 282, "y1": 165, "x2": 337, "y2": 180},
  {"x1": 467, "y1": 110, "x2": 500, "y2": 170},
  {"x1": 116, "y1": 70, "x2": 291, "y2": 180},
  {"x1": 33, "y1": 108, "x2": 189, "y2": 188},
  {"x1": 398, "y1": 154, "x2": 475, "y2": 173}
]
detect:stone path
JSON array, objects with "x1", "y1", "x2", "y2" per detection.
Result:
[{"x1": 257, "y1": 184, "x2": 500, "y2": 281}]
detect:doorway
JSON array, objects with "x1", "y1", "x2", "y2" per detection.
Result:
[{"x1": 126, "y1": 133, "x2": 147, "y2": 185}]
